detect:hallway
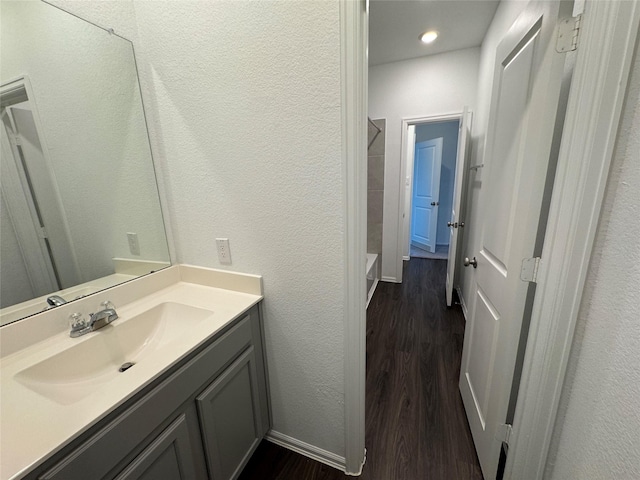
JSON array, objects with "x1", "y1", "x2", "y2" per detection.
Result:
[{"x1": 239, "y1": 258, "x2": 481, "y2": 479}]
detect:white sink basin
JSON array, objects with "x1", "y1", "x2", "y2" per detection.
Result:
[{"x1": 14, "y1": 302, "x2": 214, "y2": 405}]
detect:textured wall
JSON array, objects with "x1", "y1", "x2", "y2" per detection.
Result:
[
  {"x1": 131, "y1": 0, "x2": 347, "y2": 457},
  {"x1": 368, "y1": 47, "x2": 479, "y2": 281},
  {"x1": 545, "y1": 40, "x2": 640, "y2": 480},
  {"x1": 414, "y1": 120, "x2": 459, "y2": 246},
  {"x1": 1, "y1": 1, "x2": 168, "y2": 285}
]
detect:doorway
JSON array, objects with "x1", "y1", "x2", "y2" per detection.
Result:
[{"x1": 405, "y1": 120, "x2": 459, "y2": 261}]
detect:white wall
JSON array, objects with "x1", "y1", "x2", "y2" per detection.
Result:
[
  {"x1": 369, "y1": 47, "x2": 479, "y2": 281},
  {"x1": 1, "y1": 1, "x2": 168, "y2": 285},
  {"x1": 55, "y1": 0, "x2": 348, "y2": 459},
  {"x1": 137, "y1": 0, "x2": 346, "y2": 458},
  {"x1": 544, "y1": 40, "x2": 640, "y2": 480}
]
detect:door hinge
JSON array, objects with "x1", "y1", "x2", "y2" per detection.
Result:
[
  {"x1": 498, "y1": 423, "x2": 513, "y2": 446},
  {"x1": 556, "y1": 14, "x2": 582, "y2": 53},
  {"x1": 520, "y1": 257, "x2": 541, "y2": 283},
  {"x1": 38, "y1": 226, "x2": 48, "y2": 240}
]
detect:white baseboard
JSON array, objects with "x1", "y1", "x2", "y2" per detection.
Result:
[
  {"x1": 456, "y1": 286, "x2": 468, "y2": 321},
  {"x1": 265, "y1": 430, "x2": 346, "y2": 472},
  {"x1": 346, "y1": 447, "x2": 366, "y2": 476},
  {"x1": 381, "y1": 275, "x2": 400, "y2": 283}
]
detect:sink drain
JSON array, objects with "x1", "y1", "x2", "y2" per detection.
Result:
[{"x1": 119, "y1": 362, "x2": 135, "y2": 372}]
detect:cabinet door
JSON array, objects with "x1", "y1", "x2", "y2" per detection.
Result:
[
  {"x1": 114, "y1": 413, "x2": 198, "y2": 480},
  {"x1": 197, "y1": 346, "x2": 263, "y2": 480}
]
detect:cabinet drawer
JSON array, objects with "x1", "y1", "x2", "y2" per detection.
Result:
[{"x1": 40, "y1": 316, "x2": 252, "y2": 480}]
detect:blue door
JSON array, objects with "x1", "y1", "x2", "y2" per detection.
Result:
[{"x1": 411, "y1": 138, "x2": 443, "y2": 253}]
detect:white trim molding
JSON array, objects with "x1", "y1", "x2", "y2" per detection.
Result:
[
  {"x1": 266, "y1": 430, "x2": 346, "y2": 473},
  {"x1": 340, "y1": 0, "x2": 368, "y2": 475},
  {"x1": 505, "y1": 1, "x2": 640, "y2": 478}
]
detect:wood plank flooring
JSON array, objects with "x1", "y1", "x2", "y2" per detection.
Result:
[{"x1": 238, "y1": 258, "x2": 482, "y2": 480}]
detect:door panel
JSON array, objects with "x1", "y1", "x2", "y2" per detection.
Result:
[
  {"x1": 411, "y1": 138, "x2": 442, "y2": 252},
  {"x1": 412, "y1": 206, "x2": 433, "y2": 250},
  {"x1": 466, "y1": 286, "x2": 501, "y2": 429},
  {"x1": 459, "y1": 1, "x2": 571, "y2": 478},
  {"x1": 482, "y1": 28, "x2": 538, "y2": 264},
  {"x1": 114, "y1": 413, "x2": 198, "y2": 480},
  {"x1": 197, "y1": 346, "x2": 262, "y2": 480}
]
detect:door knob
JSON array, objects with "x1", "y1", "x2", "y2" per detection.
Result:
[
  {"x1": 464, "y1": 256, "x2": 478, "y2": 268},
  {"x1": 459, "y1": 222, "x2": 465, "y2": 228},
  {"x1": 447, "y1": 221, "x2": 458, "y2": 228},
  {"x1": 431, "y1": 201, "x2": 439, "y2": 206}
]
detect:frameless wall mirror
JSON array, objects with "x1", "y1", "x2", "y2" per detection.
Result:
[{"x1": 0, "y1": 1, "x2": 170, "y2": 326}]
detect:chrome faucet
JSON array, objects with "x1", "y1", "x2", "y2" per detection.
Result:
[
  {"x1": 69, "y1": 301, "x2": 119, "y2": 338},
  {"x1": 47, "y1": 295, "x2": 67, "y2": 307}
]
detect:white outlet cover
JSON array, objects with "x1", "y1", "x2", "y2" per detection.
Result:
[{"x1": 216, "y1": 238, "x2": 231, "y2": 264}]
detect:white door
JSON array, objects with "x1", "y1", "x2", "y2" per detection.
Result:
[
  {"x1": 445, "y1": 108, "x2": 471, "y2": 307},
  {"x1": 410, "y1": 138, "x2": 442, "y2": 253},
  {"x1": 2, "y1": 101, "x2": 81, "y2": 290},
  {"x1": 459, "y1": 1, "x2": 572, "y2": 478}
]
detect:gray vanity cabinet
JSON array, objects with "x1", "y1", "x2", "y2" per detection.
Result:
[
  {"x1": 197, "y1": 346, "x2": 263, "y2": 480},
  {"x1": 32, "y1": 305, "x2": 269, "y2": 480}
]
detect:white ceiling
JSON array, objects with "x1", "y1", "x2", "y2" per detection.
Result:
[{"x1": 369, "y1": 0, "x2": 500, "y2": 66}]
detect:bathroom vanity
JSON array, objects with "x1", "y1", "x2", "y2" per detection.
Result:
[{"x1": 0, "y1": 266, "x2": 270, "y2": 480}]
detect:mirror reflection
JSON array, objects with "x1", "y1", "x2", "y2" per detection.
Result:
[{"x1": 0, "y1": 1, "x2": 170, "y2": 326}]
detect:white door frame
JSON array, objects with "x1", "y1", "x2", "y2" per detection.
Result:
[
  {"x1": 340, "y1": 0, "x2": 639, "y2": 477},
  {"x1": 399, "y1": 113, "x2": 464, "y2": 264},
  {"x1": 340, "y1": 0, "x2": 367, "y2": 475}
]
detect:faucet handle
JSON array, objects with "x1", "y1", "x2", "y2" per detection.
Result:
[
  {"x1": 69, "y1": 312, "x2": 87, "y2": 330},
  {"x1": 100, "y1": 300, "x2": 116, "y2": 310}
]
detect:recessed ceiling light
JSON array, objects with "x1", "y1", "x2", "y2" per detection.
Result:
[{"x1": 420, "y1": 31, "x2": 438, "y2": 44}]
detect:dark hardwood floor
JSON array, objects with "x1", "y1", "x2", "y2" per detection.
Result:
[{"x1": 239, "y1": 258, "x2": 482, "y2": 480}]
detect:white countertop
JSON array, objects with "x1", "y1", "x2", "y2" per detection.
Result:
[{"x1": 0, "y1": 265, "x2": 263, "y2": 480}]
